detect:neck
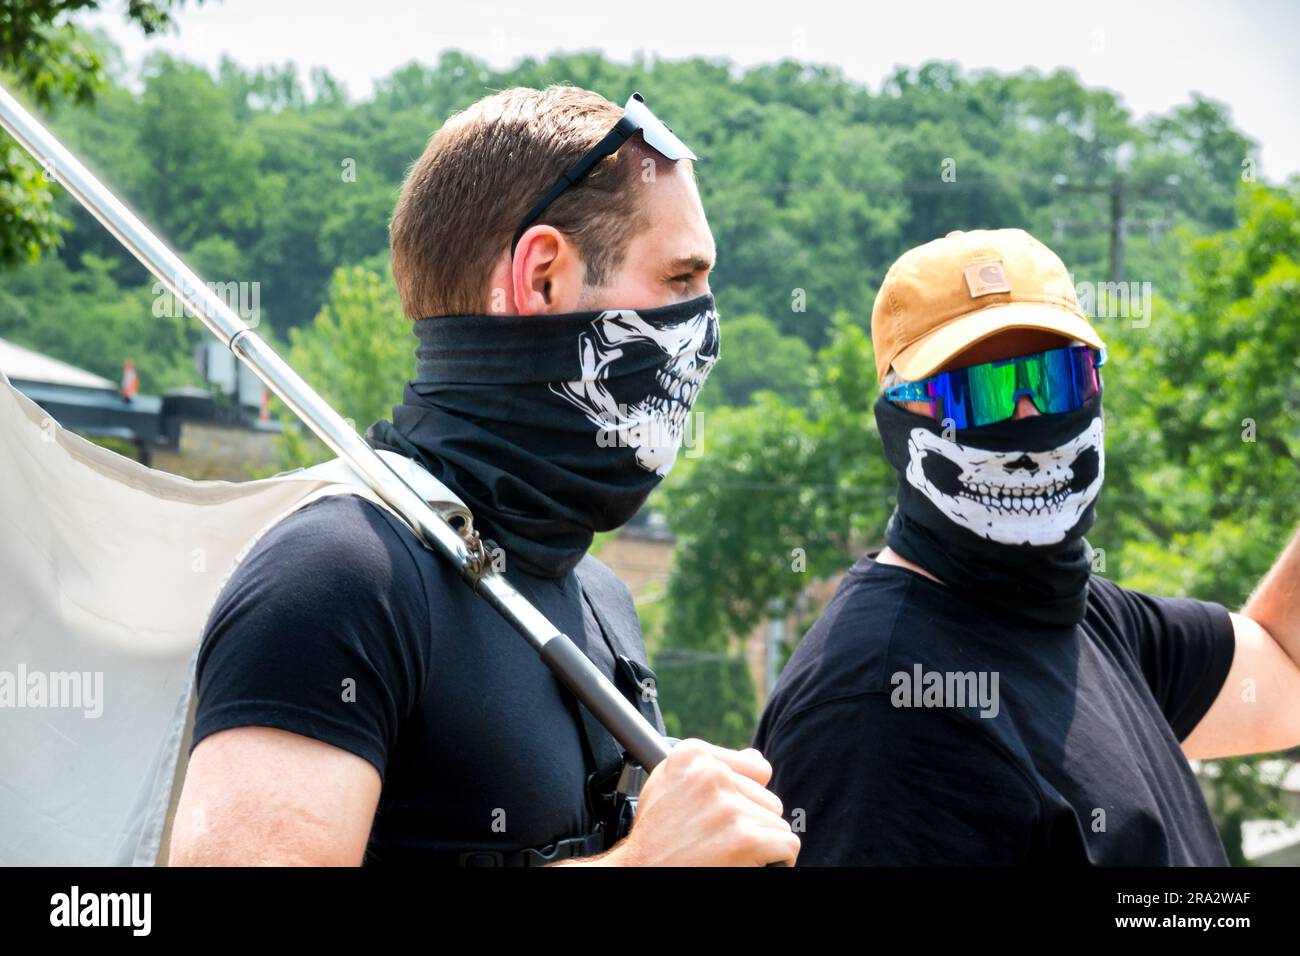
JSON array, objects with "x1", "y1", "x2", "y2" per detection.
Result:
[{"x1": 875, "y1": 545, "x2": 946, "y2": 586}]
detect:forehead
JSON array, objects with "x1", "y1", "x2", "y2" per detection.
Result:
[{"x1": 627, "y1": 160, "x2": 715, "y2": 262}]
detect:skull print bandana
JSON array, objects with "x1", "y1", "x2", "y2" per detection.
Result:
[
  {"x1": 872, "y1": 389, "x2": 1105, "y2": 629},
  {"x1": 366, "y1": 294, "x2": 719, "y2": 578}
]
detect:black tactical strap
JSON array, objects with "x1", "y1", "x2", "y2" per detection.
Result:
[
  {"x1": 573, "y1": 569, "x2": 662, "y2": 726},
  {"x1": 458, "y1": 832, "x2": 606, "y2": 867},
  {"x1": 574, "y1": 578, "x2": 633, "y2": 783}
]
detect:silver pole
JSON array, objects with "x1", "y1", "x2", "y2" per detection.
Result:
[{"x1": 0, "y1": 83, "x2": 670, "y2": 771}]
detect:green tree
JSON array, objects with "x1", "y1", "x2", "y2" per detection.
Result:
[
  {"x1": 701, "y1": 312, "x2": 812, "y2": 409},
  {"x1": 1100, "y1": 184, "x2": 1300, "y2": 605},
  {"x1": 4, "y1": 45, "x2": 1267, "y2": 383},
  {"x1": 0, "y1": 250, "x2": 195, "y2": 388},
  {"x1": 654, "y1": 649, "x2": 758, "y2": 750},
  {"x1": 0, "y1": 1, "x2": 197, "y2": 263},
  {"x1": 134, "y1": 56, "x2": 263, "y2": 250}
]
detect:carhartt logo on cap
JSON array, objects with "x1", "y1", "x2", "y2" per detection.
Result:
[{"x1": 964, "y1": 260, "x2": 1011, "y2": 298}]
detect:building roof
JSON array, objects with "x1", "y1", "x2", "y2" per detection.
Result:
[{"x1": 0, "y1": 337, "x2": 115, "y2": 389}]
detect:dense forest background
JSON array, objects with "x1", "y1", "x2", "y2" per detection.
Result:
[{"x1": 2, "y1": 13, "x2": 1297, "y2": 862}]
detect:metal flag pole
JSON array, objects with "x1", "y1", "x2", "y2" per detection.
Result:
[{"x1": 0, "y1": 83, "x2": 671, "y2": 773}]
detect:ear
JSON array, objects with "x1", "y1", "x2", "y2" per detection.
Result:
[{"x1": 511, "y1": 225, "x2": 586, "y2": 316}]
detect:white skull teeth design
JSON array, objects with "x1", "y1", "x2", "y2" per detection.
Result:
[
  {"x1": 551, "y1": 305, "x2": 719, "y2": 476},
  {"x1": 958, "y1": 477, "x2": 1074, "y2": 516},
  {"x1": 904, "y1": 417, "x2": 1104, "y2": 546}
]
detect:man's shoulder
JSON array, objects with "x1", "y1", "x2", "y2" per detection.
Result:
[
  {"x1": 759, "y1": 558, "x2": 916, "y2": 734},
  {"x1": 216, "y1": 492, "x2": 462, "y2": 621},
  {"x1": 193, "y1": 492, "x2": 446, "y2": 777},
  {"x1": 262, "y1": 489, "x2": 408, "y2": 540},
  {"x1": 1081, "y1": 572, "x2": 1236, "y2": 695},
  {"x1": 254, "y1": 492, "x2": 427, "y2": 573},
  {"x1": 789, "y1": 557, "x2": 920, "y2": 664},
  {"x1": 1081, "y1": 572, "x2": 1174, "y2": 653}
]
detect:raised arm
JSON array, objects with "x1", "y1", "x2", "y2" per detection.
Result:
[{"x1": 1182, "y1": 525, "x2": 1300, "y2": 759}]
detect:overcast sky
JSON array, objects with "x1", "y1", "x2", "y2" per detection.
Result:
[{"x1": 83, "y1": 0, "x2": 1300, "y2": 179}]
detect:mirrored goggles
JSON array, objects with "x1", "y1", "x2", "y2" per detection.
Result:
[{"x1": 884, "y1": 344, "x2": 1106, "y2": 428}]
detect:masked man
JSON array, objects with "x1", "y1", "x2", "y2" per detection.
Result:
[
  {"x1": 168, "y1": 87, "x2": 799, "y2": 867},
  {"x1": 755, "y1": 228, "x2": 1300, "y2": 865}
]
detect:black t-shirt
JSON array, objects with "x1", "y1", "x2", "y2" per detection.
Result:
[
  {"x1": 190, "y1": 493, "x2": 663, "y2": 864},
  {"x1": 753, "y1": 551, "x2": 1237, "y2": 866}
]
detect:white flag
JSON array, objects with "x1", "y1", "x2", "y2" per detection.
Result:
[{"x1": 0, "y1": 369, "x2": 460, "y2": 865}]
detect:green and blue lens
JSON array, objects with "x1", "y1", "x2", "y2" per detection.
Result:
[{"x1": 885, "y1": 345, "x2": 1106, "y2": 428}]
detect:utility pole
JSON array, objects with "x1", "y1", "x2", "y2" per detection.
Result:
[
  {"x1": 1109, "y1": 175, "x2": 1125, "y2": 284},
  {"x1": 1052, "y1": 173, "x2": 1178, "y2": 283},
  {"x1": 764, "y1": 597, "x2": 785, "y2": 702}
]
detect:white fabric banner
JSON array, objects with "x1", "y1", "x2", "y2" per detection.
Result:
[{"x1": 0, "y1": 369, "x2": 457, "y2": 865}]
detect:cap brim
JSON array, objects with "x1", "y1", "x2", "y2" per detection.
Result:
[{"x1": 890, "y1": 302, "x2": 1105, "y2": 381}]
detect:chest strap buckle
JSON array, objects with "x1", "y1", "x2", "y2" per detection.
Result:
[{"x1": 458, "y1": 831, "x2": 606, "y2": 867}]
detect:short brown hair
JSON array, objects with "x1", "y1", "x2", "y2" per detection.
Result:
[{"x1": 390, "y1": 86, "x2": 660, "y2": 319}]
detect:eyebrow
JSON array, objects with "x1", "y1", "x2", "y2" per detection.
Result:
[{"x1": 667, "y1": 254, "x2": 714, "y2": 273}]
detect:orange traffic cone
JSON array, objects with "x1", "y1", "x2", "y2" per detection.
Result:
[{"x1": 120, "y1": 358, "x2": 139, "y2": 401}]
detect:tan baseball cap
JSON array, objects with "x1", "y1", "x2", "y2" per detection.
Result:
[{"x1": 870, "y1": 228, "x2": 1105, "y2": 383}]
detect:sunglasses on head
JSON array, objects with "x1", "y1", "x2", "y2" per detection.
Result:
[
  {"x1": 511, "y1": 92, "x2": 697, "y2": 256},
  {"x1": 884, "y1": 344, "x2": 1106, "y2": 428}
]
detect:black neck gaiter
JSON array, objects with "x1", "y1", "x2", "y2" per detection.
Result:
[
  {"x1": 365, "y1": 294, "x2": 720, "y2": 579},
  {"x1": 872, "y1": 390, "x2": 1105, "y2": 629}
]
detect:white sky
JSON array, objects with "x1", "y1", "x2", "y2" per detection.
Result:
[{"x1": 83, "y1": 0, "x2": 1300, "y2": 179}]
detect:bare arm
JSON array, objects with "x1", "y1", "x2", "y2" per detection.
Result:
[
  {"x1": 170, "y1": 730, "x2": 796, "y2": 867},
  {"x1": 168, "y1": 727, "x2": 382, "y2": 866},
  {"x1": 1182, "y1": 525, "x2": 1300, "y2": 759}
]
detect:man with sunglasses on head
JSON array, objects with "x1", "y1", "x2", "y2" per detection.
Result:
[
  {"x1": 755, "y1": 228, "x2": 1300, "y2": 865},
  {"x1": 169, "y1": 86, "x2": 799, "y2": 867}
]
